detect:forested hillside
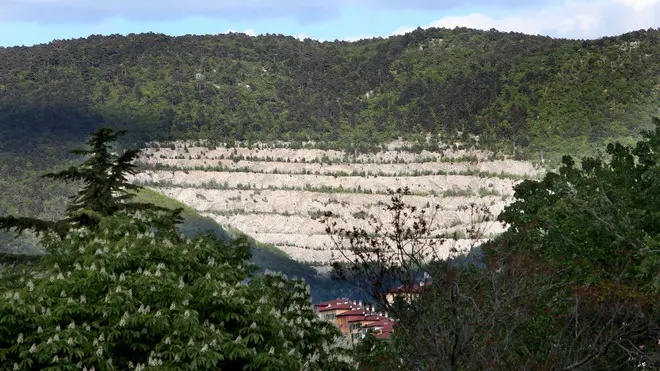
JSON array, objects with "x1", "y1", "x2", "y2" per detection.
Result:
[{"x1": 1, "y1": 27, "x2": 659, "y2": 157}]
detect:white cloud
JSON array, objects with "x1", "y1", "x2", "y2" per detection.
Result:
[
  {"x1": 391, "y1": 26, "x2": 416, "y2": 36},
  {"x1": 294, "y1": 33, "x2": 308, "y2": 40},
  {"x1": 221, "y1": 28, "x2": 257, "y2": 36},
  {"x1": 392, "y1": 0, "x2": 660, "y2": 39},
  {"x1": 616, "y1": 0, "x2": 660, "y2": 11}
]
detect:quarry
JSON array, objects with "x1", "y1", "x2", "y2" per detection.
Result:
[{"x1": 131, "y1": 141, "x2": 543, "y2": 264}]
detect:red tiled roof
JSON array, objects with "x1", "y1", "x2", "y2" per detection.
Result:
[
  {"x1": 362, "y1": 314, "x2": 382, "y2": 322},
  {"x1": 316, "y1": 298, "x2": 356, "y2": 312},
  {"x1": 337, "y1": 308, "x2": 370, "y2": 317},
  {"x1": 348, "y1": 313, "x2": 377, "y2": 322},
  {"x1": 315, "y1": 298, "x2": 349, "y2": 307},
  {"x1": 362, "y1": 318, "x2": 394, "y2": 328},
  {"x1": 373, "y1": 332, "x2": 392, "y2": 339}
]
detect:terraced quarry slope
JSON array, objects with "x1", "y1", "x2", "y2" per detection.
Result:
[{"x1": 131, "y1": 142, "x2": 543, "y2": 264}]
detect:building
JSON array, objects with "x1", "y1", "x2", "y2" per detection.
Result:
[
  {"x1": 315, "y1": 298, "x2": 357, "y2": 336},
  {"x1": 362, "y1": 317, "x2": 395, "y2": 340},
  {"x1": 348, "y1": 313, "x2": 391, "y2": 343},
  {"x1": 315, "y1": 298, "x2": 394, "y2": 343}
]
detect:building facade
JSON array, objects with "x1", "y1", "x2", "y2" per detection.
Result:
[{"x1": 315, "y1": 298, "x2": 394, "y2": 343}]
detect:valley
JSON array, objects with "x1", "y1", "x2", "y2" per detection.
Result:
[{"x1": 131, "y1": 140, "x2": 543, "y2": 264}]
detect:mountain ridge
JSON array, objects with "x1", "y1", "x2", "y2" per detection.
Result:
[{"x1": 1, "y1": 27, "x2": 658, "y2": 161}]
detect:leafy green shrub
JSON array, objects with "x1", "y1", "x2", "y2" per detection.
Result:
[{"x1": 442, "y1": 188, "x2": 474, "y2": 198}]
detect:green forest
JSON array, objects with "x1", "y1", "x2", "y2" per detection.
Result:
[{"x1": 1, "y1": 27, "x2": 660, "y2": 156}]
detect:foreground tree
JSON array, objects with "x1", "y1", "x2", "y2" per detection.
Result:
[
  {"x1": 0, "y1": 210, "x2": 353, "y2": 370},
  {"x1": 499, "y1": 118, "x2": 660, "y2": 290},
  {"x1": 324, "y1": 189, "x2": 516, "y2": 370},
  {"x1": 0, "y1": 128, "x2": 354, "y2": 370},
  {"x1": 496, "y1": 117, "x2": 660, "y2": 368}
]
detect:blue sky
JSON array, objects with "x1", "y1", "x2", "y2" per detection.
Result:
[{"x1": 0, "y1": 0, "x2": 658, "y2": 47}]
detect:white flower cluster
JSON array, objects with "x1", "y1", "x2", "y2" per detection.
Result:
[
  {"x1": 269, "y1": 308, "x2": 281, "y2": 319},
  {"x1": 307, "y1": 351, "x2": 320, "y2": 363},
  {"x1": 119, "y1": 311, "x2": 129, "y2": 327},
  {"x1": 4, "y1": 291, "x2": 20, "y2": 301},
  {"x1": 148, "y1": 351, "x2": 164, "y2": 367},
  {"x1": 137, "y1": 304, "x2": 151, "y2": 315},
  {"x1": 263, "y1": 269, "x2": 282, "y2": 278}
]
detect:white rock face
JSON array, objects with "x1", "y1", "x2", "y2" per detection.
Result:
[{"x1": 130, "y1": 141, "x2": 544, "y2": 264}]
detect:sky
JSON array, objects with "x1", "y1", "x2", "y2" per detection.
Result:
[{"x1": 0, "y1": 0, "x2": 658, "y2": 47}]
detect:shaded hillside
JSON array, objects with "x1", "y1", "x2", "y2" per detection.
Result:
[
  {"x1": 1, "y1": 27, "x2": 659, "y2": 159},
  {"x1": 0, "y1": 188, "x2": 359, "y2": 302}
]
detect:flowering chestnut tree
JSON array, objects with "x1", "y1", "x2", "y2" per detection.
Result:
[{"x1": 0, "y1": 210, "x2": 353, "y2": 370}]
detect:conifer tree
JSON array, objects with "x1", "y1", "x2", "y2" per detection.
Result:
[{"x1": 0, "y1": 128, "x2": 181, "y2": 238}]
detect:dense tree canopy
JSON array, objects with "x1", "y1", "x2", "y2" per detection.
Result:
[
  {"x1": 499, "y1": 117, "x2": 660, "y2": 290},
  {"x1": 0, "y1": 211, "x2": 353, "y2": 370},
  {"x1": 1, "y1": 28, "x2": 659, "y2": 159}
]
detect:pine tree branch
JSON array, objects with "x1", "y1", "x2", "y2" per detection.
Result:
[
  {"x1": 0, "y1": 216, "x2": 69, "y2": 238},
  {"x1": 42, "y1": 166, "x2": 88, "y2": 183}
]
